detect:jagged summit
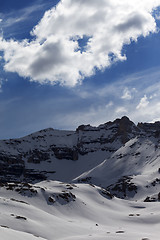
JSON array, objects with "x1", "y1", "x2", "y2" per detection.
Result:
[{"x1": 14, "y1": 116, "x2": 160, "y2": 141}]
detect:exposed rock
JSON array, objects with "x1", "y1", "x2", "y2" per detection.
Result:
[
  {"x1": 138, "y1": 121, "x2": 160, "y2": 138},
  {"x1": 26, "y1": 149, "x2": 50, "y2": 163},
  {"x1": 100, "y1": 189, "x2": 114, "y2": 199},
  {"x1": 0, "y1": 116, "x2": 160, "y2": 185},
  {"x1": 106, "y1": 176, "x2": 137, "y2": 199},
  {"x1": 51, "y1": 146, "x2": 78, "y2": 160},
  {"x1": 115, "y1": 116, "x2": 139, "y2": 144}
]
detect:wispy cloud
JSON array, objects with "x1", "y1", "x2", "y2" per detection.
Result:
[
  {"x1": 0, "y1": 66, "x2": 160, "y2": 138},
  {"x1": 121, "y1": 87, "x2": 137, "y2": 100},
  {"x1": 115, "y1": 107, "x2": 128, "y2": 114},
  {"x1": 0, "y1": 3, "x2": 47, "y2": 28},
  {"x1": 136, "y1": 95, "x2": 149, "y2": 109},
  {"x1": 0, "y1": 0, "x2": 160, "y2": 86},
  {"x1": 41, "y1": 67, "x2": 160, "y2": 129},
  {"x1": 0, "y1": 78, "x2": 6, "y2": 93}
]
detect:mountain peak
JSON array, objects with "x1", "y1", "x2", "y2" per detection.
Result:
[{"x1": 112, "y1": 116, "x2": 138, "y2": 144}]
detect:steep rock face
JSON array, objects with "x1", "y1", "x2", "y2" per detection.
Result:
[
  {"x1": 138, "y1": 121, "x2": 160, "y2": 137},
  {"x1": 0, "y1": 116, "x2": 139, "y2": 183},
  {"x1": 115, "y1": 116, "x2": 139, "y2": 143},
  {"x1": 0, "y1": 116, "x2": 160, "y2": 186},
  {"x1": 76, "y1": 116, "x2": 139, "y2": 155}
]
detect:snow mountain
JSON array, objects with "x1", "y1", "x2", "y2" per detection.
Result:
[
  {"x1": 0, "y1": 116, "x2": 138, "y2": 183},
  {"x1": 0, "y1": 116, "x2": 160, "y2": 201},
  {"x1": 0, "y1": 116, "x2": 160, "y2": 240}
]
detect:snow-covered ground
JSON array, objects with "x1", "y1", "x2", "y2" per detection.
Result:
[{"x1": 0, "y1": 180, "x2": 159, "y2": 240}]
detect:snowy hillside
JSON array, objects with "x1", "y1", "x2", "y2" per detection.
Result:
[
  {"x1": 0, "y1": 116, "x2": 160, "y2": 239},
  {"x1": 75, "y1": 122, "x2": 160, "y2": 201},
  {"x1": 0, "y1": 180, "x2": 159, "y2": 240}
]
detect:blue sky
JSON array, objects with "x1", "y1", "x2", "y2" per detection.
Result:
[{"x1": 1, "y1": 0, "x2": 160, "y2": 139}]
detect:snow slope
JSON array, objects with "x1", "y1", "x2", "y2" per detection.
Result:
[
  {"x1": 0, "y1": 180, "x2": 159, "y2": 240},
  {"x1": 75, "y1": 135, "x2": 160, "y2": 201}
]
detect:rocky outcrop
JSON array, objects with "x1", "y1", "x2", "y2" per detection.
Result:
[
  {"x1": 106, "y1": 176, "x2": 138, "y2": 199},
  {"x1": 76, "y1": 116, "x2": 139, "y2": 155},
  {"x1": 137, "y1": 121, "x2": 160, "y2": 137},
  {"x1": 0, "y1": 116, "x2": 160, "y2": 183},
  {"x1": 50, "y1": 146, "x2": 78, "y2": 160},
  {"x1": 115, "y1": 116, "x2": 139, "y2": 144}
]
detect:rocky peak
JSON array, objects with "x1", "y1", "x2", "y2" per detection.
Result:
[
  {"x1": 114, "y1": 116, "x2": 139, "y2": 144},
  {"x1": 114, "y1": 116, "x2": 135, "y2": 131},
  {"x1": 97, "y1": 116, "x2": 139, "y2": 144},
  {"x1": 76, "y1": 124, "x2": 96, "y2": 132}
]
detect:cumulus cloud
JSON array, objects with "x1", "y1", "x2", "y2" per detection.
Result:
[{"x1": 0, "y1": 0, "x2": 160, "y2": 86}]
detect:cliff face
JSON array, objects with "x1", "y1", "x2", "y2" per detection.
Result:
[{"x1": 0, "y1": 116, "x2": 160, "y2": 187}]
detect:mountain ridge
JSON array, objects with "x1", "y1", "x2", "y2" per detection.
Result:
[
  {"x1": 0, "y1": 116, "x2": 137, "y2": 182},
  {"x1": 0, "y1": 115, "x2": 160, "y2": 201}
]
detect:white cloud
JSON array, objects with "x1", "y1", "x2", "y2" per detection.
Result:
[
  {"x1": 73, "y1": 68, "x2": 160, "y2": 127},
  {"x1": 121, "y1": 88, "x2": 132, "y2": 100},
  {"x1": 130, "y1": 101, "x2": 160, "y2": 124},
  {"x1": 121, "y1": 87, "x2": 137, "y2": 100},
  {"x1": 105, "y1": 101, "x2": 114, "y2": 108},
  {"x1": 0, "y1": 3, "x2": 47, "y2": 28},
  {"x1": 115, "y1": 107, "x2": 128, "y2": 114},
  {"x1": 136, "y1": 95, "x2": 149, "y2": 109},
  {"x1": 0, "y1": 0, "x2": 160, "y2": 86},
  {"x1": 149, "y1": 93, "x2": 157, "y2": 99}
]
